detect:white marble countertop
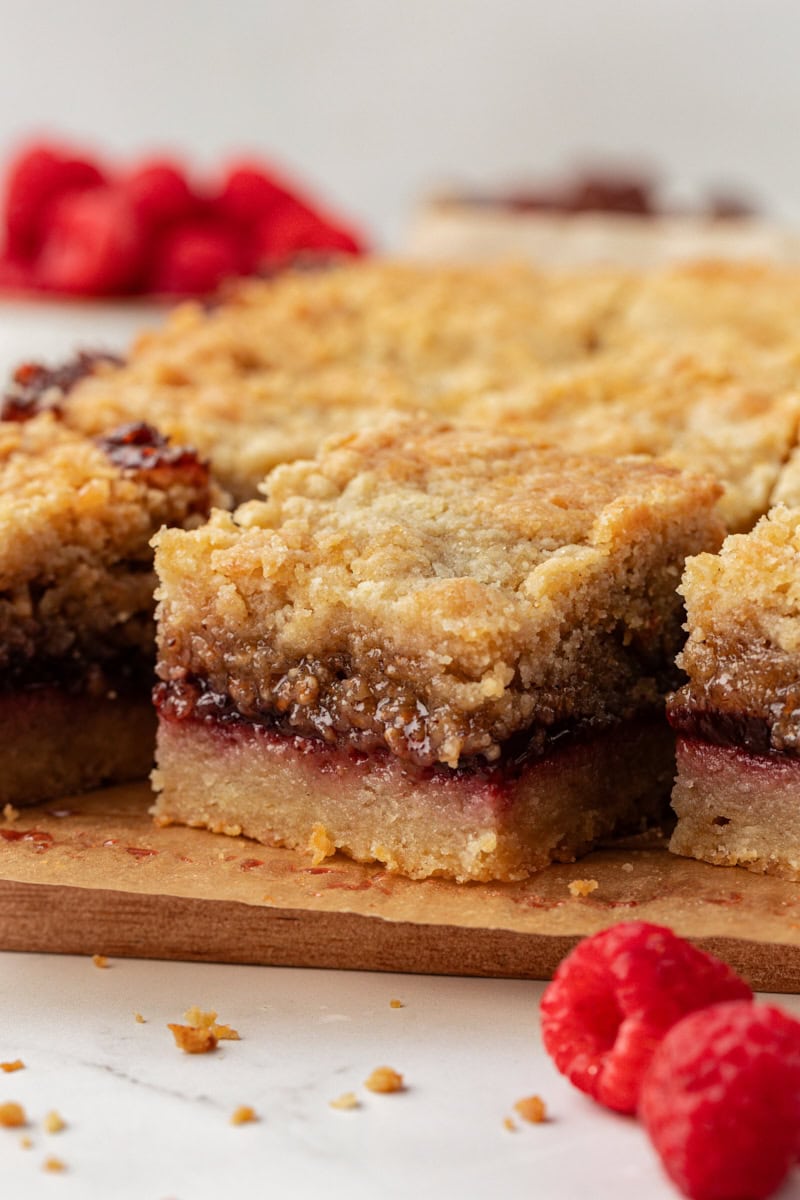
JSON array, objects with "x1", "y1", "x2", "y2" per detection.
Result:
[{"x1": 1, "y1": 952, "x2": 799, "y2": 1200}]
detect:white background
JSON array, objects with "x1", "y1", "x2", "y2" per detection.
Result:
[{"x1": 0, "y1": 0, "x2": 798, "y2": 246}]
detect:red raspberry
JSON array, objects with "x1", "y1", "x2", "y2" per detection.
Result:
[
  {"x1": 148, "y1": 221, "x2": 242, "y2": 295},
  {"x1": 257, "y1": 201, "x2": 363, "y2": 264},
  {"x1": 36, "y1": 186, "x2": 143, "y2": 295},
  {"x1": 123, "y1": 158, "x2": 198, "y2": 231},
  {"x1": 216, "y1": 161, "x2": 298, "y2": 226},
  {"x1": 641, "y1": 1001, "x2": 800, "y2": 1200},
  {"x1": 4, "y1": 142, "x2": 106, "y2": 259},
  {"x1": 540, "y1": 922, "x2": 751, "y2": 1114}
]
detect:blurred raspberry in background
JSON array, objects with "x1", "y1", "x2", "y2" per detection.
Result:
[{"x1": 0, "y1": 139, "x2": 367, "y2": 298}]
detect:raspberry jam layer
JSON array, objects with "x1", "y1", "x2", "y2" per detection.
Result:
[
  {"x1": 155, "y1": 674, "x2": 659, "y2": 782},
  {"x1": 668, "y1": 703, "x2": 787, "y2": 759}
]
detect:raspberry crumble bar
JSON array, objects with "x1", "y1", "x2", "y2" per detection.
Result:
[
  {"x1": 152, "y1": 421, "x2": 723, "y2": 881},
  {"x1": 669, "y1": 505, "x2": 800, "y2": 878},
  {"x1": 1, "y1": 409, "x2": 214, "y2": 806}
]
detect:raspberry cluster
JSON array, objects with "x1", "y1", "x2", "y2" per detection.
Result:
[
  {"x1": 541, "y1": 922, "x2": 800, "y2": 1200},
  {"x1": 0, "y1": 140, "x2": 365, "y2": 297}
]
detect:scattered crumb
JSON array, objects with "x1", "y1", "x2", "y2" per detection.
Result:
[
  {"x1": 308, "y1": 823, "x2": 336, "y2": 866},
  {"x1": 568, "y1": 878, "x2": 599, "y2": 898},
  {"x1": 514, "y1": 1095, "x2": 548, "y2": 1124},
  {"x1": 364, "y1": 1066, "x2": 404, "y2": 1094},
  {"x1": 0, "y1": 1060, "x2": 24, "y2": 1073},
  {"x1": 0, "y1": 1102, "x2": 26, "y2": 1127},
  {"x1": 389, "y1": 999, "x2": 405, "y2": 1009},
  {"x1": 2, "y1": 803, "x2": 19, "y2": 823},
  {"x1": 43, "y1": 1156, "x2": 66, "y2": 1173},
  {"x1": 43, "y1": 1111, "x2": 66, "y2": 1134},
  {"x1": 91, "y1": 954, "x2": 109, "y2": 969},
  {"x1": 182, "y1": 1007, "x2": 240, "y2": 1041},
  {"x1": 621, "y1": 862, "x2": 635, "y2": 873},
  {"x1": 230, "y1": 1105, "x2": 258, "y2": 1125},
  {"x1": 329, "y1": 1091, "x2": 359, "y2": 1111},
  {"x1": 503, "y1": 1116, "x2": 517, "y2": 1132},
  {"x1": 134, "y1": 1012, "x2": 146, "y2": 1024},
  {"x1": 19, "y1": 1135, "x2": 32, "y2": 1149},
  {"x1": 168, "y1": 1023, "x2": 218, "y2": 1054}
]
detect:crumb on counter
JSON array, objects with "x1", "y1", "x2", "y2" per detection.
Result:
[
  {"x1": 621, "y1": 862, "x2": 635, "y2": 873},
  {"x1": 230, "y1": 1105, "x2": 258, "y2": 1125},
  {"x1": 168, "y1": 1023, "x2": 218, "y2": 1054},
  {"x1": 134, "y1": 1012, "x2": 146, "y2": 1024},
  {"x1": 0, "y1": 1101, "x2": 26, "y2": 1127},
  {"x1": 389, "y1": 999, "x2": 405, "y2": 1009},
  {"x1": 183, "y1": 1007, "x2": 240, "y2": 1041},
  {"x1": 43, "y1": 1111, "x2": 66, "y2": 1134},
  {"x1": 19, "y1": 1134, "x2": 32, "y2": 1149},
  {"x1": 514, "y1": 1095, "x2": 548, "y2": 1124},
  {"x1": 2, "y1": 803, "x2": 19, "y2": 823},
  {"x1": 91, "y1": 954, "x2": 109, "y2": 969},
  {"x1": 503, "y1": 1116, "x2": 517, "y2": 1132},
  {"x1": 43, "y1": 1156, "x2": 66, "y2": 1172},
  {"x1": 308, "y1": 823, "x2": 336, "y2": 866},
  {"x1": 0, "y1": 1060, "x2": 24, "y2": 1073},
  {"x1": 329, "y1": 1091, "x2": 359, "y2": 1111},
  {"x1": 364, "y1": 1066, "x2": 404, "y2": 1094},
  {"x1": 568, "y1": 878, "x2": 599, "y2": 898}
]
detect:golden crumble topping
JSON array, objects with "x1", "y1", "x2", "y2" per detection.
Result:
[
  {"x1": 364, "y1": 1066, "x2": 404, "y2": 1094},
  {"x1": 154, "y1": 419, "x2": 722, "y2": 768},
  {"x1": 182, "y1": 1006, "x2": 240, "y2": 1041},
  {"x1": 56, "y1": 258, "x2": 800, "y2": 531}
]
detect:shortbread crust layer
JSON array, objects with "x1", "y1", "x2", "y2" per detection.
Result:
[
  {"x1": 1, "y1": 687, "x2": 156, "y2": 807},
  {"x1": 670, "y1": 737, "x2": 800, "y2": 880},
  {"x1": 153, "y1": 715, "x2": 673, "y2": 883}
]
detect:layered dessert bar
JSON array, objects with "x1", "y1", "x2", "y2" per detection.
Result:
[
  {"x1": 1, "y1": 410, "x2": 214, "y2": 806},
  {"x1": 152, "y1": 421, "x2": 723, "y2": 882},
  {"x1": 669, "y1": 505, "x2": 800, "y2": 878}
]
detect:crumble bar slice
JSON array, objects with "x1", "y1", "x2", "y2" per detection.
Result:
[
  {"x1": 0, "y1": 412, "x2": 214, "y2": 806},
  {"x1": 152, "y1": 421, "x2": 723, "y2": 882},
  {"x1": 669, "y1": 505, "x2": 800, "y2": 878}
]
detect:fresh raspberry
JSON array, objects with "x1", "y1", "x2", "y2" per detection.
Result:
[
  {"x1": 123, "y1": 159, "x2": 198, "y2": 231},
  {"x1": 540, "y1": 922, "x2": 751, "y2": 1114},
  {"x1": 215, "y1": 162, "x2": 298, "y2": 226},
  {"x1": 641, "y1": 1001, "x2": 800, "y2": 1200},
  {"x1": 148, "y1": 221, "x2": 242, "y2": 295},
  {"x1": 36, "y1": 186, "x2": 143, "y2": 295},
  {"x1": 256, "y1": 200, "x2": 363, "y2": 265},
  {"x1": 4, "y1": 142, "x2": 106, "y2": 259}
]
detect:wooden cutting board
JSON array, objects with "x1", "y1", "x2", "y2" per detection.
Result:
[{"x1": 2, "y1": 782, "x2": 800, "y2": 992}]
